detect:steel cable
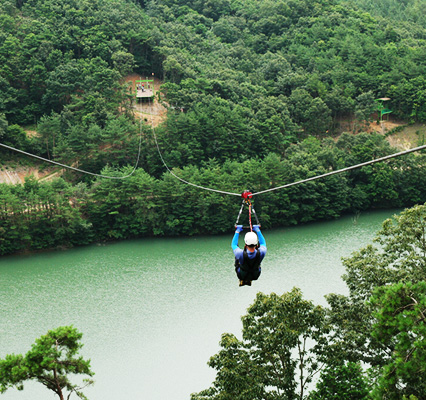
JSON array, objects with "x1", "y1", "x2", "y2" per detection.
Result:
[{"x1": 251, "y1": 144, "x2": 426, "y2": 196}]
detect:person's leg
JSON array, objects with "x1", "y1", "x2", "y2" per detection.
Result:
[{"x1": 249, "y1": 268, "x2": 261, "y2": 281}]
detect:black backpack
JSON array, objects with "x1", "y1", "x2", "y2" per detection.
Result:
[{"x1": 235, "y1": 249, "x2": 261, "y2": 272}]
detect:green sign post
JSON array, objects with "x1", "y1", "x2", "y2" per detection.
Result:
[{"x1": 375, "y1": 97, "x2": 392, "y2": 122}]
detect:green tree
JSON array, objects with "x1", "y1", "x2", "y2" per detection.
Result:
[
  {"x1": 0, "y1": 114, "x2": 8, "y2": 143},
  {"x1": 326, "y1": 204, "x2": 426, "y2": 392},
  {"x1": 86, "y1": 166, "x2": 157, "y2": 239},
  {"x1": 369, "y1": 282, "x2": 426, "y2": 399},
  {"x1": 0, "y1": 183, "x2": 29, "y2": 254},
  {"x1": 191, "y1": 288, "x2": 328, "y2": 400},
  {"x1": 288, "y1": 88, "x2": 332, "y2": 136},
  {"x1": 309, "y1": 361, "x2": 369, "y2": 400},
  {"x1": 0, "y1": 326, "x2": 94, "y2": 400},
  {"x1": 4, "y1": 124, "x2": 30, "y2": 150},
  {"x1": 111, "y1": 50, "x2": 135, "y2": 76},
  {"x1": 355, "y1": 91, "x2": 376, "y2": 129}
]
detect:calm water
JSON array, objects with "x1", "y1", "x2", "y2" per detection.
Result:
[{"x1": 0, "y1": 209, "x2": 398, "y2": 400}]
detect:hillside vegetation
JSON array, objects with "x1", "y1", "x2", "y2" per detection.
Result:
[{"x1": 0, "y1": 0, "x2": 425, "y2": 254}]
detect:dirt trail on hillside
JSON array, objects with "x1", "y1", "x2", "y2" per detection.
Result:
[{"x1": 0, "y1": 167, "x2": 55, "y2": 184}]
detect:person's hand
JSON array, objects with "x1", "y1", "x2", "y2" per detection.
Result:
[
  {"x1": 253, "y1": 225, "x2": 261, "y2": 232},
  {"x1": 235, "y1": 225, "x2": 243, "y2": 233}
]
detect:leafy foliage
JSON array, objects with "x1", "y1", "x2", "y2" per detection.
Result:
[
  {"x1": 370, "y1": 282, "x2": 426, "y2": 399},
  {"x1": 191, "y1": 288, "x2": 328, "y2": 400},
  {"x1": 0, "y1": 326, "x2": 94, "y2": 400},
  {"x1": 0, "y1": 177, "x2": 94, "y2": 254},
  {"x1": 326, "y1": 203, "x2": 426, "y2": 397},
  {"x1": 0, "y1": 0, "x2": 425, "y2": 255},
  {"x1": 308, "y1": 361, "x2": 369, "y2": 400}
]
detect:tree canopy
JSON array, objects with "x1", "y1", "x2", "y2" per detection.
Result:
[
  {"x1": 191, "y1": 288, "x2": 329, "y2": 400},
  {"x1": 1, "y1": 133, "x2": 425, "y2": 255},
  {"x1": 0, "y1": 326, "x2": 94, "y2": 400},
  {"x1": 326, "y1": 203, "x2": 426, "y2": 398}
]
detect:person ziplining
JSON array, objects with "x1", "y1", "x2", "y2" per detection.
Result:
[
  {"x1": 232, "y1": 190, "x2": 266, "y2": 287},
  {"x1": 232, "y1": 224, "x2": 267, "y2": 287}
]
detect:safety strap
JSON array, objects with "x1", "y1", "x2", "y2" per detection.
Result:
[
  {"x1": 252, "y1": 205, "x2": 260, "y2": 226},
  {"x1": 234, "y1": 201, "x2": 245, "y2": 227}
]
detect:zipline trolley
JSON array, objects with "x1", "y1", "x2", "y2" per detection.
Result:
[{"x1": 234, "y1": 190, "x2": 261, "y2": 232}]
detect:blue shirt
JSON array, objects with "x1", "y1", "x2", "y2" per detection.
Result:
[{"x1": 231, "y1": 229, "x2": 267, "y2": 266}]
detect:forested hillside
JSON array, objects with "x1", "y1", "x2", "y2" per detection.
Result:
[{"x1": 0, "y1": 0, "x2": 426, "y2": 254}]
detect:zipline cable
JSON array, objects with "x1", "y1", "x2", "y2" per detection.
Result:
[
  {"x1": 149, "y1": 96, "x2": 241, "y2": 197},
  {"x1": 0, "y1": 115, "x2": 145, "y2": 180},
  {"x1": 251, "y1": 144, "x2": 426, "y2": 197}
]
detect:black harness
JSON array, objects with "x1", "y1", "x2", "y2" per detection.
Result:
[{"x1": 235, "y1": 249, "x2": 261, "y2": 272}]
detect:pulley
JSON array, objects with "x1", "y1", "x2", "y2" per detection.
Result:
[{"x1": 235, "y1": 190, "x2": 260, "y2": 230}]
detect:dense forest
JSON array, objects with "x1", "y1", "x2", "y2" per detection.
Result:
[{"x1": 0, "y1": 0, "x2": 426, "y2": 255}]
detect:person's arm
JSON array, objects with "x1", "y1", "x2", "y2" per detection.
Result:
[
  {"x1": 253, "y1": 225, "x2": 266, "y2": 250},
  {"x1": 257, "y1": 230, "x2": 266, "y2": 248},
  {"x1": 232, "y1": 225, "x2": 243, "y2": 251}
]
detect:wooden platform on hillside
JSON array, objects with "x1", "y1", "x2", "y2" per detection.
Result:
[{"x1": 136, "y1": 87, "x2": 154, "y2": 98}]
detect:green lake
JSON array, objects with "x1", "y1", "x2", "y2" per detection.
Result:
[{"x1": 0, "y1": 209, "x2": 399, "y2": 399}]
